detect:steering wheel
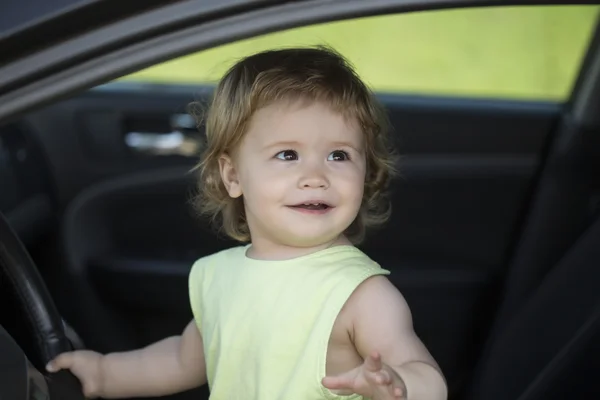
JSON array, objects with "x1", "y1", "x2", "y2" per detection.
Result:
[{"x1": 0, "y1": 211, "x2": 84, "y2": 399}]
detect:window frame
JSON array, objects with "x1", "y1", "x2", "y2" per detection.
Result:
[{"x1": 0, "y1": 0, "x2": 599, "y2": 122}]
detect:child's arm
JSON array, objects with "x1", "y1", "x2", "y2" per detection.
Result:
[
  {"x1": 323, "y1": 276, "x2": 447, "y2": 400},
  {"x1": 47, "y1": 320, "x2": 206, "y2": 398}
]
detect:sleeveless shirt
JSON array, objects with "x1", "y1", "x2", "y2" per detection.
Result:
[{"x1": 188, "y1": 244, "x2": 390, "y2": 399}]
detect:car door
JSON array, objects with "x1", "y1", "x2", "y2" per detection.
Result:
[{"x1": 1, "y1": 2, "x2": 598, "y2": 400}]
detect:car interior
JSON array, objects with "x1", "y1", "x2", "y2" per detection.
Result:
[{"x1": 1, "y1": 1, "x2": 600, "y2": 399}]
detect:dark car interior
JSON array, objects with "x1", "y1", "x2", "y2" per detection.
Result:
[{"x1": 1, "y1": 1, "x2": 600, "y2": 399}]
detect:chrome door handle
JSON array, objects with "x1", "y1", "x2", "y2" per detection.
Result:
[
  {"x1": 124, "y1": 131, "x2": 202, "y2": 157},
  {"x1": 124, "y1": 113, "x2": 202, "y2": 156}
]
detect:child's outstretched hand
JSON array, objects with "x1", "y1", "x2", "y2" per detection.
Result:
[{"x1": 322, "y1": 352, "x2": 407, "y2": 400}]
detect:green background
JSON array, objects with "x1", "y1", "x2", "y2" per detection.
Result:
[{"x1": 121, "y1": 5, "x2": 599, "y2": 101}]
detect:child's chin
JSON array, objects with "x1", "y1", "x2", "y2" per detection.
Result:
[{"x1": 281, "y1": 231, "x2": 342, "y2": 248}]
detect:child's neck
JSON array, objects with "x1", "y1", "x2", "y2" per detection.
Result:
[{"x1": 246, "y1": 235, "x2": 352, "y2": 261}]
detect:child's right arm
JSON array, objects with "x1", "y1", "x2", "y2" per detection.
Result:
[{"x1": 46, "y1": 320, "x2": 206, "y2": 399}]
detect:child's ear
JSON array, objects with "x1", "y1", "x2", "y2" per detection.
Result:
[{"x1": 218, "y1": 154, "x2": 242, "y2": 198}]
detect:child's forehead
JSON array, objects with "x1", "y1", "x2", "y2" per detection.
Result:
[
  {"x1": 243, "y1": 103, "x2": 362, "y2": 147},
  {"x1": 250, "y1": 100, "x2": 361, "y2": 133}
]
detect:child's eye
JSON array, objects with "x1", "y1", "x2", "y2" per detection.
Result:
[
  {"x1": 328, "y1": 150, "x2": 350, "y2": 161},
  {"x1": 275, "y1": 150, "x2": 298, "y2": 161}
]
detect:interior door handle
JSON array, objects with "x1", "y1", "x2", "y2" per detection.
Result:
[
  {"x1": 125, "y1": 131, "x2": 201, "y2": 156},
  {"x1": 125, "y1": 131, "x2": 203, "y2": 157},
  {"x1": 124, "y1": 113, "x2": 202, "y2": 157}
]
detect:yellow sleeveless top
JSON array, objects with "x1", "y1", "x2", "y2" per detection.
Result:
[{"x1": 188, "y1": 244, "x2": 390, "y2": 400}]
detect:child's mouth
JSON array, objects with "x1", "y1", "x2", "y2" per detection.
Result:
[{"x1": 289, "y1": 202, "x2": 332, "y2": 212}]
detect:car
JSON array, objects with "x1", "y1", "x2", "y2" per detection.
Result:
[{"x1": 1, "y1": 0, "x2": 599, "y2": 399}]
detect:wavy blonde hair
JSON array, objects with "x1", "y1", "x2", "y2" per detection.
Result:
[{"x1": 190, "y1": 46, "x2": 397, "y2": 244}]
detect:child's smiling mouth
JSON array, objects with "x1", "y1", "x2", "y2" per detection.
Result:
[{"x1": 287, "y1": 201, "x2": 334, "y2": 214}]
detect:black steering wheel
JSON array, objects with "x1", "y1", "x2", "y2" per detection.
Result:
[{"x1": 0, "y1": 211, "x2": 84, "y2": 399}]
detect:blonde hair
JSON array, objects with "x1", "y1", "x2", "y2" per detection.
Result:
[{"x1": 190, "y1": 46, "x2": 397, "y2": 244}]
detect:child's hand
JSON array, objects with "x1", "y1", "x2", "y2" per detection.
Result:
[
  {"x1": 322, "y1": 352, "x2": 407, "y2": 400},
  {"x1": 46, "y1": 350, "x2": 105, "y2": 398}
]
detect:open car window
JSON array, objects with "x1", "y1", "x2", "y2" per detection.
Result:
[{"x1": 116, "y1": 5, "x2": 599, "y2": 102}]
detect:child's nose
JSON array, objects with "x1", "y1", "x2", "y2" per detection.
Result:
[
  {"x1": 298, "y1": 165, "x2": 329, "y2": 189},
  {"x1": 300, "y1": 177, "x2": 329, "y2": 189}
]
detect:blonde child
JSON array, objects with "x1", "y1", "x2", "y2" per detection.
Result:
[{"x1": 47, "y1": 46, "x2": 447, "y2": 400}]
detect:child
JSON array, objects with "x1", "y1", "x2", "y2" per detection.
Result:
[{"x1": 47, "y1": 46, "x2": 447, "y2": 400}]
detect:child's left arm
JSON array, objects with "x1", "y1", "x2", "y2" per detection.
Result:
[{"x1": 322, "y1": 276, "x2": 447, "y2": 400}]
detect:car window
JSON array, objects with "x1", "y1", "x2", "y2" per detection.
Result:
[{"x1": 118, "y1": 5, "x2": 599, "y2": 101}]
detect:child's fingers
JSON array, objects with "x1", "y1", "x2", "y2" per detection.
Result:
[
  {"x1": 364, "y1": 351, "x2": 383, "y2": 372},
  {"x1": 46, "y1": 352, "x2": 74, "y2": 372},
  {"x1": 393, "y1": 385, "x2": 405, "y2": 398},
  {"x1": 322, "y1": 375, "x2": 355, "y2": 391},
  {"x1": 373, "y1": 382, "x2": 405, "y2": 400},
  {"x1": 369, "y1": 368, "x2": 406, "y2": 399},
  {"x1": 373, "y1": 370, "x2": 392, "y2": 385}
]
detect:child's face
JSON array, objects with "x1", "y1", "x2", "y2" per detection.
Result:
[{"x1": 220, "y1": 101, "x2": 366, "y2": 249}]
